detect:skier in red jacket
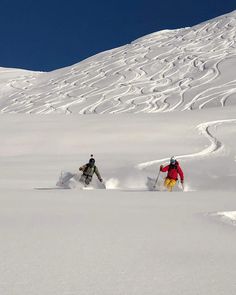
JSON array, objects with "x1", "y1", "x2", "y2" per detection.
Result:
[{"x1": 160, "y1": 156, "x2": 184, "y2": 192}]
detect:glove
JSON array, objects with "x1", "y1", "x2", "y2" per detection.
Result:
[
  {"x1": 160, "y1": 165, "x2": 163, "y2": 171},
  {"x1": 181, "y1": 180, "x2": 184, "y2": 184},
  {"x1": 99, "y1": 178, "x2": 103, "y2": 183}
]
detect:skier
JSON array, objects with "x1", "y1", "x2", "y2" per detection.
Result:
[
  {"x1": 79, "y1": 155, "x2": 103, "y2": 186},
  {"x1": 160, "y1": 156, "x2": 184, "y2": 192}
]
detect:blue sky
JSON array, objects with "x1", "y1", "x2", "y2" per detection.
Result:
[{"x1": 0, "y1": 0, "x2": 235, "y2": 71}]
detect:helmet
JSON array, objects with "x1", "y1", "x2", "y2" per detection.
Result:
[
  {"x1": 89, "y1": 154, "x2": 95, "y2": 166},
  {"x1": 170, "y1": 156, "x2": 176, "y2": 164},
  {"x1": 89, "y1": 158, "x2": 95, "y2": 164}
]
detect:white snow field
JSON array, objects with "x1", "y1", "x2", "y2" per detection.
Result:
[{"x1": 0, "y1": 10, "x2": 236, "y2": 295}]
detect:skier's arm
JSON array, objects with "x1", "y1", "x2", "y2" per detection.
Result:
[
  {"x1": 79, "y1": 164, "x2": 87, "y2": 172},
  {"x1": 177, "y1": 166, "x2": 184, "y2": 182},
  {"x1": 94, "y1": 167, "x2": 102, "y2": 182},
  {"x1": 160, "y1": 165, "x2": 169, "y2": 172}
]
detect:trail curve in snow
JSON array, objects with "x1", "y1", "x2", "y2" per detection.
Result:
[{"x1": 137, "y1": 119, "x2": 236, "y2": 170}]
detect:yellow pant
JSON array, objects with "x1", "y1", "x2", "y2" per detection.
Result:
[{"x1": 164, "y1": 178, "x2": 177, "y2": 192}]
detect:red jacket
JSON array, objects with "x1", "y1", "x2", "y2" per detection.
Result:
[{"x1": 161, "y1": 161, "x2": 184, "y2": 181}]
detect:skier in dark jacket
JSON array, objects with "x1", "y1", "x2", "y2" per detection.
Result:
[
  {"x1": 79, "y1": 155, "x2": 103, "y2": 186},
  {"x1": 160, "y1": 156, "x2": 184, "y2": 191}
]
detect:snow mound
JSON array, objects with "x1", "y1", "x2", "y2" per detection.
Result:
[
  {"x1": 56, "y1": 171, "x2": 80, "y2": 189},
  {"x1": 216, "y1": 211, "x2": 236, "y2": 225},
  {"x1": 105, "y1": 178, "x2": 120, "y2": 189}
]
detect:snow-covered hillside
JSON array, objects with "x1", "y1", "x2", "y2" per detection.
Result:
[
  {"x1": 1, "y1": 11, "x2": 236, "y2": 295},
  {"x1": 0, "y1": 10, "x2": 236, "y2": 114},
  {"x1": 1, "y1": 108, "x2": 236, "y2": 295}
]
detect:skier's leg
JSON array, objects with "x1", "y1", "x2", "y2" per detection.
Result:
[
  {"x1": 169, "y1": 179, "x2": 176, "y2": 192},
  {"x1": 85, "y1": 176, "x2": 92, "y2": 186},
  {"x1": 79, "y1": 175, "x2": 86, "y2": 184},
  {"x1": 164, "y1": 178, "x2": 176, "y2": 192},
  {"x1": 164, "y1": 178, "x2": 171, "y2": 190}
]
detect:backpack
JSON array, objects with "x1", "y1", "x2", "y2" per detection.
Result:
[{"x1": 84, "y1": 163, "x2": 96, "y2": 175}]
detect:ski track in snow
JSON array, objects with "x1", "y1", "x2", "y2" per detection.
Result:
[
  {"x1": 0, "y1": 11, "x2": 236, "y2": 114},
  {"x1": 137, "y1": 119, "x2": 236, "y2": 169}
]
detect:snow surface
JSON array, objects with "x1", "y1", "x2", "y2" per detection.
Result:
[
  {"x1": 0, "y1": 10, "x2": 236, "y2": 295},
  {"x1": 217, "y1": 211, "x2": 236, "y2": 223},
  {"x1": 0, "y1": 10, "x2": 236, "y2": 114}
]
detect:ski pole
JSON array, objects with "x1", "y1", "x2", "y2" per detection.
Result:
[{"x1": 153, "y1": 170, "x2": 160, "y2": 189}]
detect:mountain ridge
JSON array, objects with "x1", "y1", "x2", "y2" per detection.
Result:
[{"x1": 0, "y1": 10, "x2": 235, "y2": 114}]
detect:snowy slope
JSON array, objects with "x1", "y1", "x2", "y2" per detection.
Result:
[
  {"x1": 0, "y1": 108, "x2": 236, "y2": 295},
  {"x1": 0, "y1": 10, "x2": 235, "y2": 114},
  {"x1": 0, "y1": 11, "x2": 236, "y2": 295}
]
